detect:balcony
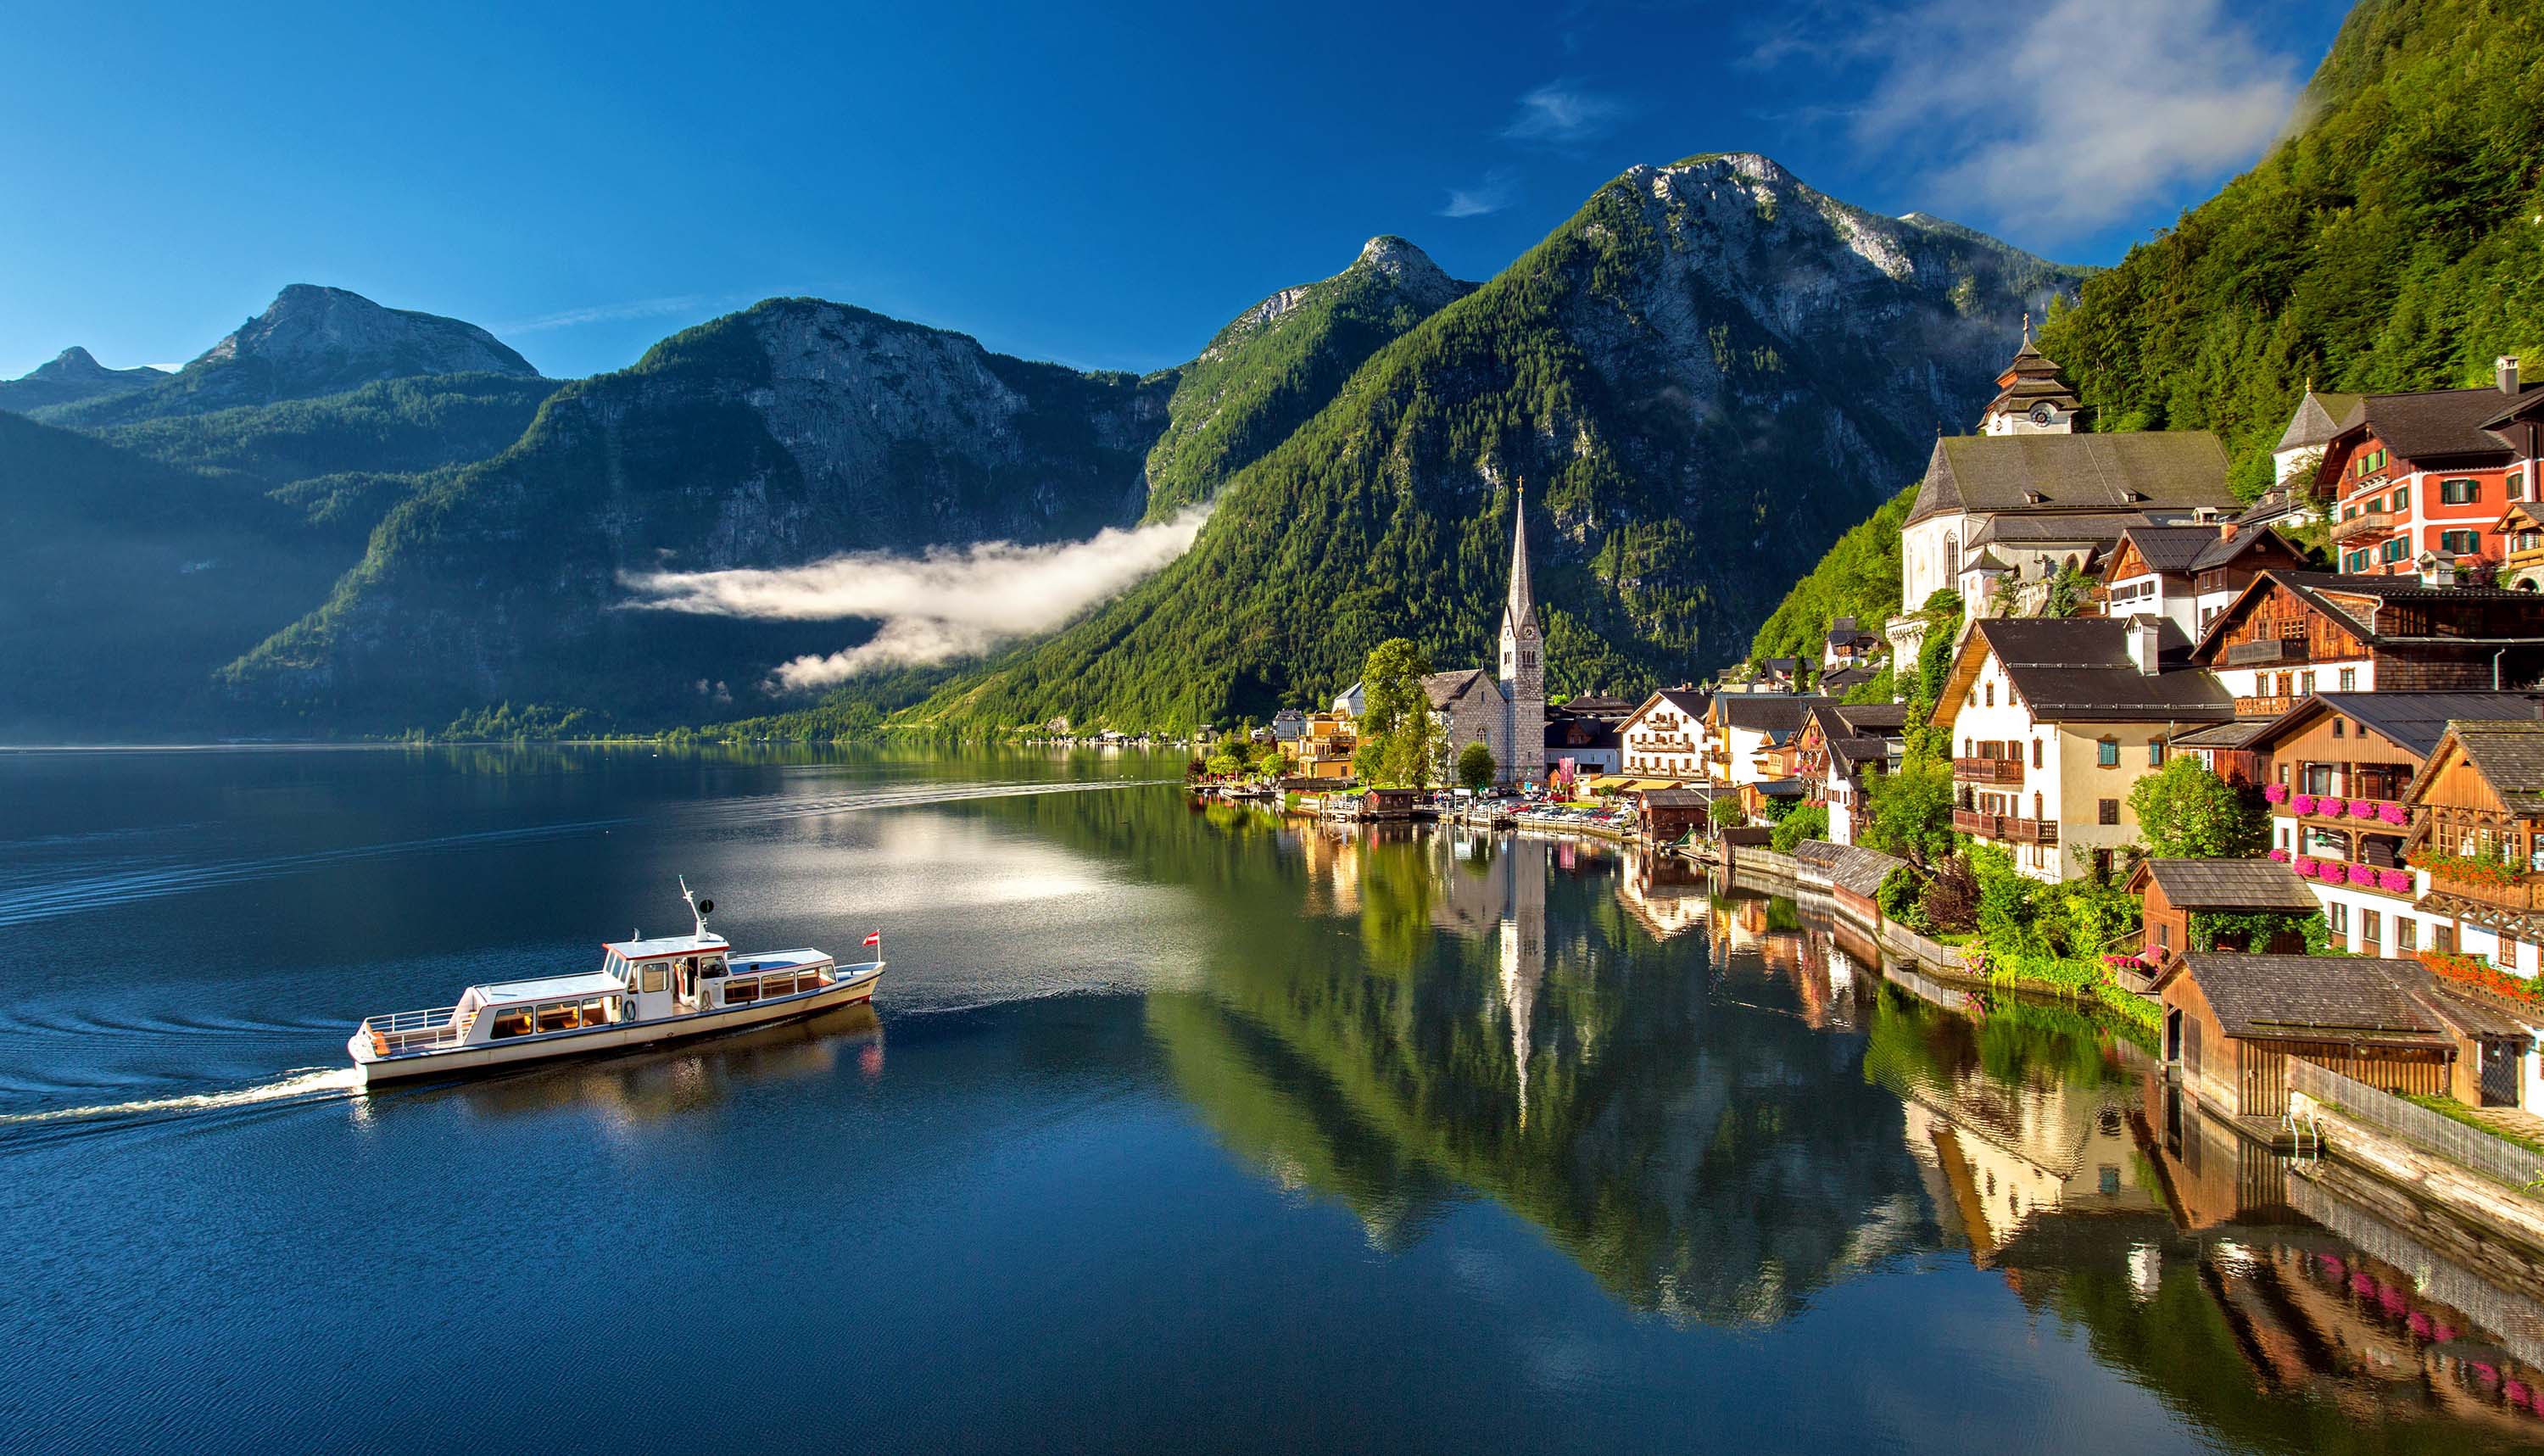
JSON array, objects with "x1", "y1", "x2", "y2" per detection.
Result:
[
  {"x1": 2274, "y1": 790, "x2": 2409, "y2": 828},
  {"x1": 2224, "y1": 638, "x2": 2308, "y2": 667},
  {"x1": 1954, "y1": 809, "x2": 2060, "y2": 845},
  {"x1": 2329, "y1": 510, "x2": 2398, "y2": 544},
  {"x1": 1953, "y1": 756, "x2": 2023, "y2": 785},
  {"x1": 2234, "y1": 695, "x2": 2296, "y2": 717},
  {"x1": 2422, "y1": 867, "x2": 2544, "y2": 913}
]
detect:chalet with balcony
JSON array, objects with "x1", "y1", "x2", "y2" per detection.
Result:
[
  {"x1": 2496, "y1": 499, "x2": 2544, "y2": 592},
  {"x1": 2317, "y1": 358, "x2": 2544, "y2": 577},
  {"x1": 1822, "y1": 616, "x2": 1881, "y2": 672},
  {"x1": 1295, "y1": 711, "x2": 1359, "y2": 780},
  {"x1": 2099, "y1": 522, "x2": 2305, "y2": 640},
  {"x1": 2189, "y1": 569, "x2": 2544, "y2": 716},
  {"x1": 1794, "y1": 702, "x2": 1908, "y2": 847},
  {"x1": 2155, "y1": 952, "x2": 2530, "y2": 1118},
  {"x1": 1618, "y1": 689, "x2": 1710, "y2": 784},
  {"x1": 2405, "y1": 720, "x2": 2544, "y2": 979},
  {"x1": 1932, "y1": 616, "x2": 2234, "y2": 882},
  {"x1": 2241, "y1": 693, "x2": 2544, "y2": 957},
  {"x1": 1709, "y1": 693, "x2": 1825, "y2": 788}
]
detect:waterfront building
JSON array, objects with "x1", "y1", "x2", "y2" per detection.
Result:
[
  {"x1": 1706, "y1": 693, "x2": 1824, "y2": 788},
  {"x1": 2156, "y1": 951, "x2": 2528, "y2": 1118},
  {"x1": 2318, "y1": 358, "x2": 2544, "y2": 577},
  {"x1": 1420, "y1": 494, "x2": 1545, "y2": 787},
  {"x1": 2188, "y1": 568, "x2": 2544, "y2": 716},
  {"x1": 2123, "y1": 858, "x2": 2318, "y2": 976},
  {"x1": 2240, "y1": 693, "x2": 2543, "y2": 957},
  {"x1": 1269, "y1": 708, "x2": 1306, "y2": 745},
  {"x1": 1930, "y1": 617, "x2": 2234, "y2": 882},
  {"x1": 1295, "y1": 711, "x2": 1358, "y2": 780},
  {"x1": 1618, "y1": 689, "x2": 1711, "y2": 783},
  {"x1": 2099, "y1": 521, "x2": 2304, "y2": 639},
  {"x1": 2404, "y1": 719, "x2": 2544, "y2": 976},
  {"x1": 1793, "y1": 702, "x2": 1907, "y2": 846},
  {"x1": 1544, "y1": 711, "x2": 1621, "y2": 779}
]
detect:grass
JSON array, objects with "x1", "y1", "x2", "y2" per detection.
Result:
[{"x1": 2404, "y1": 1093, "x2": 2544, "y2": 1161}]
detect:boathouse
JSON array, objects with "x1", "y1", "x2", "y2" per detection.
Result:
[{"x1": 2125, "y1": 859, "x2": 2318, "y2": 973}]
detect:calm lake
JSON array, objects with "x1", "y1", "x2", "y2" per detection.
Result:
[{"x1": 3, "y1": 745, "x2": 2541, "y2": 1454}]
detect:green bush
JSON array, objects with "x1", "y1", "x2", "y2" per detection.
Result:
[{"x1": 1770, "y1": 804, "x2": 1829, "y2": 853}]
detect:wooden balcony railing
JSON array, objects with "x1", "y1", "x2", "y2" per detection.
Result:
[
  {"x1": 2424, "y1": 869, "x2": 2544, "y2": 912},
  {"x1": 2329, "y1": 510, "x2": 2398, "y2": 544},
  {"x1": 1952, "y1": 756, "x2": 2023, "y2": 785},
  {"x1": 2224, "y1": 638, "x2": 2308, "y2": 667},
  {"x1": 2234, "y1": 695, "x2": 2295, "y2": 717},
  {"x1": 1954, "y1": 809, "x2": 2060, "y2": 845}
]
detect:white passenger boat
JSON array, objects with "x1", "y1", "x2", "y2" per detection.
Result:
[{"x1": 348, "y1": 882, "x2": 883, "y2": 1085}]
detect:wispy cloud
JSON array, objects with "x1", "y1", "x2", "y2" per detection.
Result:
[
  {"x1": 497, "y1": 294, "x2": 722, "y2": 335},
  {"x1": 1759, "y1": 0, "x2": 2303, "y2": 239},
  {"x1": 1499, "y1": 79, "x2": 1624, "y2": 145},
  {"x1": 622, "y1": 506, "x2": 1212, "y2": 690},
  {"x1": 1438, "y1": 170, "x2": 1515, "y2": 219}
]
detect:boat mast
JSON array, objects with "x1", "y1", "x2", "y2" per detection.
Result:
[{"x1": 678, "y1": 876, "x2": 714, "y2": 940}]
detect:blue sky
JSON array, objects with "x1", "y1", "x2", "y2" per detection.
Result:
[{"x1": 1, "y1": 0, "x2": 2353, "y2": 382}]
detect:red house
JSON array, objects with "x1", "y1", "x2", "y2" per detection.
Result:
[{"x1": 2318, "y1": 357, "x2": 2544, "y2": 577}]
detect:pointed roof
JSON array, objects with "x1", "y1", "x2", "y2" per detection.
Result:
[
  {"x1": 1504, "y1": 486, "x2": 1537, "y2": 639},
  {"x1": 2275, "y1": 388, "x2": 2363, "y2": 454}
]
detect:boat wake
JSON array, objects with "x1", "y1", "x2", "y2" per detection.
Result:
[{"x1": 0, "y1": 1066, "x2": 363, "y2": 1130}]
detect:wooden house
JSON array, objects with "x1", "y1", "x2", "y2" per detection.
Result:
[
  {"x1": 2189, "y1": 568, "x2": 2544, "y2": 717},
  {"x1": 2100, "y1": 522, "x2": 2305, "y2": 640},
  {"x1": 2403, "y1": 719, "x2": 2544, "y2": 975},
  {"x1": 1636, "y1": 787, "x2": 1716, "y2": 844},
  {"x1": 2124, "y1": 859, "x2": 2317, "y2": 975},
  {"x1": 2154, "y1": 952, "x2": 2529, "y2": 1117}
]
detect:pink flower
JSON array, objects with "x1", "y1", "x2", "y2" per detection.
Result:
[
  {"x1": 2378, "y1": 802, "x2": 2407, "y2": 825},
  {"x1": 2379, "y1": 868, "x2": 2411, "y2": 894},
  {"x1": 2349, "y1": 798, "x2": 2377, "y2": 817},
  {"x1": 2291, "y1": 794, "x2": 2318, "y2": 815},
  {"x1": 2264, "y1": 783, "x2": 2290, "y2": 804},
  {"x1": 2349, "y1": 863, "x2": 2374, "y2": 886},
  {"x1": 2323, "y1": 798, "x2": 2348, "y2": 817},
  {"x1": 2294, "y1": 855, "x2": 2318, "y2": 877},
  {"x1": 2268, "y1": 848, "x2": 2290, "y2": 862}
]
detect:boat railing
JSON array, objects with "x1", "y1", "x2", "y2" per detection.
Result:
[{"x1": 359, "y1": 1004, "x2": 469, "y2": 1055}]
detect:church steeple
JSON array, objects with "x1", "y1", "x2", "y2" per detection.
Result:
[
  {"x1": 1491, "y1": 482, "x2": 1547, "y2": 789},
  {"x1": 1503, "y1": 483, "x2": 1538, "y2": 644}
]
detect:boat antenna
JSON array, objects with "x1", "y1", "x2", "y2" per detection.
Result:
[{"x1": 679, "y1": 876, "x2": 715, "y2": 939}]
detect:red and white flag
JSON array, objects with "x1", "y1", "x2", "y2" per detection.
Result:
[{"x1": 862, "y1": 932, "x2": 882, "y2": 947}]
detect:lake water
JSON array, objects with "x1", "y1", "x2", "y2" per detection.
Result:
[{"x1": 5, "y1": 745, "x2": 2543, "y2": 1455}]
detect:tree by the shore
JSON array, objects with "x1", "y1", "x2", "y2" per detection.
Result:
[{"x1": 1353, "y1": 639, "x2": 1442, "y2": 787}]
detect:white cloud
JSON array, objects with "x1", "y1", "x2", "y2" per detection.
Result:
[
  {"x1": 621, "y1": 506, "x2": 1212, "y2": 691},
  {"x1": 499, "y1": 294, "x2": 720, "y2": 334},
  {"x1": 1772, "y1": 0, "x2": 2304, "y2": 239},
  {"x1": 1439, "y1": 170, "x2": 1516, "y2": 218},
  {"x1": 1499, "y1": 79, "x2": 1624, "y2": 145}
]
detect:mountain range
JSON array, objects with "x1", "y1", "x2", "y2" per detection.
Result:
[{"x1": 0, "y1": 156, "x2": 2072, "y2": 739}]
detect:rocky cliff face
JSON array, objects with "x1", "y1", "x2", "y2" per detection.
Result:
[
  {"x1": 0, "y1": 347, "x2": 167, "y2": 415},
  {"x1": 40, "y1": 285, "x2": 540, "y2": 427},
  {"x1": 226, "y1": 299, "x2": 1173, "y2": 726},
  {"x1": 912, "y1": 153, "x2": 2083, "y2": 730}
]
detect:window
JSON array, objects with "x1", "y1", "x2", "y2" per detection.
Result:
[
  {"x1": 2361, "y1": 908, "x2": 2381, "y2": 954},
  {"x1": 2391, "y1": 482, "x2": 2408, "y2": 510},
  {"x1": 2331, "y1": 717, "x2": 2346, "y2": 739},
  {"x1": 2148, "y1": 740, "x2": 2166, "y2": 767},
  {"x1": 2099, "y1": 798, "x2": 2121, "y2": 826},
  {"x1": 2440, "y1": 528, "x2": 2480, "y2": 555},
  {"x1": 2397, "y1": 919, "x2": 2418, "y2": 953},
  {"x1": 2339, "y1": 668, "x2": 2357, "y2": 691},
  {"x1": 2381, "y1": 538, "x2": 2408, "y2": 563},
  {"x1": 2438, "y1": 924, "x2": 2458, "y2": 956},
  {"x1": 1984, "y1": 683, "x2": 1994, "y2": 707},
  {"x1": 2440, "y1": 477, "x2": 2479, "y2": 505},
  {"x1": 2031, "y1": 739, "x2": 2042, "y2": 769},
  {"x1": 2299, "y1": 671, "x2": 2315, "y2": 696},
  {"x1": 640, "y1": 962, "x2": 668, "y2": 994},
  {"x1": 2156, "y1": 922, "x2": 2172, "y2": 949},
  {"x1": 2327, "y1": 901, "x2": 2347, "y2": 935},
  {"x1": 2097, "y1": 739, "x2": 2119, "y2": 767},
  {"x1": 2512, "y1": 471, "x2": 2530, "y2": 502}
]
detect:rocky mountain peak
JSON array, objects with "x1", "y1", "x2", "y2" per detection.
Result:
[
  {"x1": 37, "y1": 347, "x2": 109, "y2": 379},
  {"x1": 1350, "y1": 235, "x2": 1463, "y2": 312},
  {"x1": 194, "y1": 284, "x2": 539, "y2": 381},
  {"x1": 0, "y1": 346, "x2": 170, "y2": 416}
]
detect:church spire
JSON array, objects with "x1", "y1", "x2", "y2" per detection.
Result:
[{"x1": 1505, "y1": 481, "x2": 1537, "y2": 639}]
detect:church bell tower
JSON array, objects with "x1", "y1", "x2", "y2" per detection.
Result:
[{"x1": 1497, "y1": 487, "x2": 1545, "y2": 788}]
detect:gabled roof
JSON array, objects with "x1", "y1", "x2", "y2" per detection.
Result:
[
  {"x1": 1943, "y1": 617, "x2": 2233, "y2": 723},
  {"x1": 2106, "y1": 524, "x2": 2218, "y2": 576},
  {"x1": 1829, "y1": 702, "x2": 1910, "y2": 733},
  {"x1": 1818, "y1": 666, "x2": 1878, "y2": 691},
  {"x1": 2238, "y1": 691, "x2": 2544, "y2": 761},
  {"x1": 2275, "y1": 389, "x2": 2363, "y2": 454},
  {"x1": 2167, "y1": 718, "x2": 2274, "y2": 750},
  {"x1": 1621, "y1": 688, "x2": 1710, "y2": 731},
  {"x1": 2332, "y1": 383, "x2": 2544, "y2": 462},
  {"x1": 1717, "y1": 694, "x2": 1823, "y2": 736},
  {"x1": 2409, "y1": 719, "x2": 2544, "y2": 814},
  {"x1": 2187, "y1": 527, "x2": 2299, "y2": 572},
  {"x1": 1420, "y1": 668, "x2": 1502, "y2": 711},
  {"x1": 2190, "y1": 570, "x2": 2544, "y2": 661},
  {"x1": 2157, "y1": 953, "x2": 2456, "y2": 1046},
  {"x1": 1907, "y1": 432, "x2": 2234, "y2": 527},
  {"x1": 2129, "y1": 858, "x2": 2316, "y2": 912}
]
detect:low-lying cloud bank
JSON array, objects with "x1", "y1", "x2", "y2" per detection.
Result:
[{"x1": 622, "y1": 505, "x2": 1210, "y2": 691}]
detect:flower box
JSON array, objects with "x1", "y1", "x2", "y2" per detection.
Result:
[
  {"x1": 2377, "y1": 803, "x2": 2407, "y2": 825},
  {"x1": 2347, "y1": 862, "x2": 2374, "y2": 886},
  {"x1": 2419, "y1": 949, "x2": 2544, "y2": 1006},
  {"x1": 2324, "y1": 798, "x2": 2349, "y2": 817},
  {"x1": 2267, "y1": 848, "x2": 2290, "y2": 863},
  {"x1": 2377, "y1": 868, "x2": 2411, "y2": 894},
  {"x1": 2349, "y1": 799, "x2": 2378, "y2": 818},
  {"x1": 2264, "y1": 784, "x2": 2290, "y2": 804},
  {"x1": 2294, "y1": 855, "x2": 2318, "y2": 877},
  {"x1": 2291, "y1": 794, "x2": 2318, "y2": 815}
]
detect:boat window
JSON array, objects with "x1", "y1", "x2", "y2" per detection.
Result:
[
  {"x1": 640, "y1": 962, "x2": 668, "y2": 994},
  {"x1": 536, "y1": 1001, "x2": 581, "y2": 1034},
  {"x1": 491, "y1": 1007, "x2": 537, "y2": 1039},
  {"x1": 700, "y1": 956, "x2": 726, "y2": 978}
]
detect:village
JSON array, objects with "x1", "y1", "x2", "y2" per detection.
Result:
[{"x1": 1194, "y1": 330, "x2": 2544, "y2": 1262}]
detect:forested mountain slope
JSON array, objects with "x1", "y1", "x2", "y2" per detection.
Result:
[
  {"x1": 2038, "y1": 0, "x2": 2544, "y2": 496},
  {"x1": 905, "y1": 154, "x2": 2076, "y2": 731}
]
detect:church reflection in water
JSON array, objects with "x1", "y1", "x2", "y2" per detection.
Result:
[{"x1": 1146, "y1": 814, "x2": 2544, "y2": 1442}]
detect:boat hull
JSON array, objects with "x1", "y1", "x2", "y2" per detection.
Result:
[{"x1": 350, "y1": 964, "x2": 883, "y2": 1085}]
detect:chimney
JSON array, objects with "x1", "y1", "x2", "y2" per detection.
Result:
[
  {"x1": 2128, "y1": 617, "x2": 2162, "y2": 676},
  {"x1": 2217, "y1": 518, "x2": 2240, "y2": 541},
  {"x1": 2502, "y1": 355, "x2": 2522, "y2": 396}
]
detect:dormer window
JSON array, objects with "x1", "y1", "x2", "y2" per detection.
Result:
[{"x1": 2024, "y1": 491, "x2": 2048, "y2": 505}]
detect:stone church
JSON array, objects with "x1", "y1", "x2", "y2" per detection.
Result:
[{"x1": 1421, "y1": 495, "x2": 1547, "y2": 788}]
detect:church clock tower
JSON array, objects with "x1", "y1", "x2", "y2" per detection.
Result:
[{"x1": 1497, "y1": 487, "x2": 1545, "y2": 788}]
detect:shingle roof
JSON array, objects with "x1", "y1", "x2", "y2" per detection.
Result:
[
  {"x1": 2445, "y1": 720, "x2": 2544, "y2": 812},
  {"x1": 2343, "y1": 384, "x2": 2544, "y2": 461},
  {"x1": 1967, "y1": 512, "x2": 2151, "y2": 547},
  {"x1": 1823, "y1": 734, "x2": 1894, "y2": 772},
  {"x1": 2165, "y1": 954, "x2": 2455, "y2": 1045},
  {"x1": 1420, "y1": 668, "x2": 1500, "y2": 711},
  {"x1": 2137, "y1": 859, "x2": 2318, "y2": 912},
  {"x1": 1719, "y1": 695, "x2": 1823, "y2": 734},
  {"x1": 2111, "y1": 524, "x2": 2218, "y2": 574},
  {"x1": 1830, "y1": 703, "x2": 1910, "y2": 732},
  {"x1": 2240, "y1": 692, "x2": 2544, "y2": 761},
  {"x1": 2192, "y1": 570, "x2": 2544, "y2": 661},
  {"x1": 1971, "y1": 617, "x2": 2235, "y2": 722},
  {"x1": 1818, "y1": 666, "x2": 1878, "y2": 691},
  {"x1": 1907, "y1": 432, "x2": 2234, "y2": 527},
  {"x1": 2275, "y1": 390, "x2": 2362, "y2": 453},
  {"x1": 2167, "y1": 718, "x2": 2275, "y2": 750}
]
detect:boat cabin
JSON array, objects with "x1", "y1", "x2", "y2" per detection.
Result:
[
  {"x1": 602, "y1": 931, "x2": 732, "y2": 1020},
  {"x1": 476, "y1": 971, "x2": 630, "y2": 1040}
]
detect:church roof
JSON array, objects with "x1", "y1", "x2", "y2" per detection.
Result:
[
  {"x1": 1420, "y1": 667, "x2": 1503, "y2": 711},
  {"x1": 1907, "y1": 432, "x2": 2234, "y2": 527},
  {"x1": 2274, "y1": 389, "x2": 2362, "y2": 454},
  {"x1": 1503, "y1": 488, "x2": 1537, "y2": 639}
]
